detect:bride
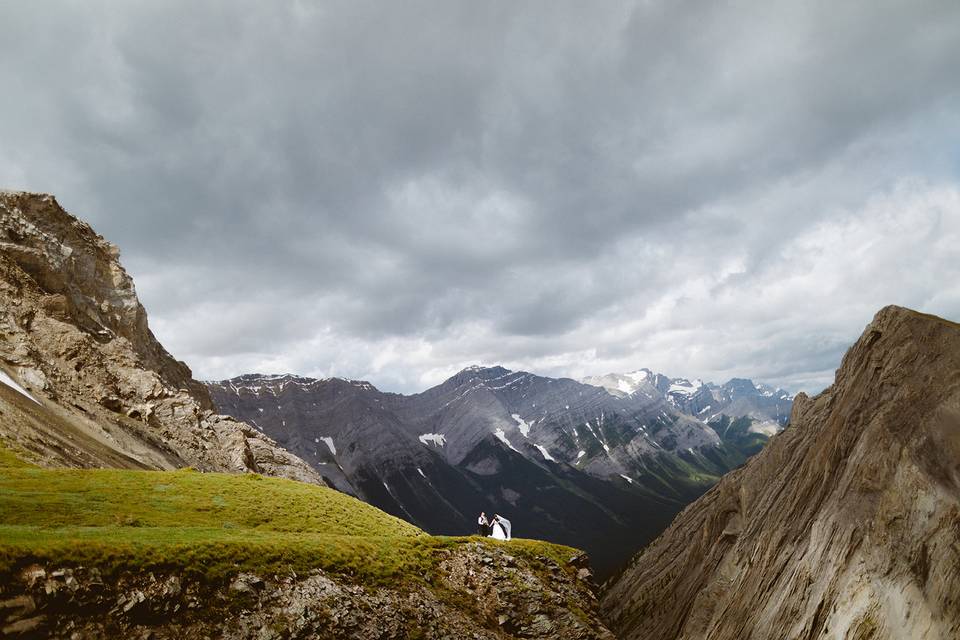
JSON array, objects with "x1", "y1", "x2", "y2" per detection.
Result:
[{"x1": 490, "y1": 515, "x2": 512, "y2": 541}]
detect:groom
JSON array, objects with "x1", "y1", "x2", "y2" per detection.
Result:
[{"x1": 477, "y1": 512, "x2": 489, "y2": 536}]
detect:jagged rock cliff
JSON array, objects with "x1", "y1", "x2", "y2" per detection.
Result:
[
  {"x1": 603, "y1": 306, "x2": 960, "y2": 640},
  {"x1": 0, "y1": 545, "x2": 613, "y2": 639},
  {"x1": 0, "y1": 191, "x2": 319, "y2": 482}
]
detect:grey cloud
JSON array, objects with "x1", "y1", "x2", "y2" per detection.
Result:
[{"x1": 1, "y1": 1, "x2": 959, "y2": 393}]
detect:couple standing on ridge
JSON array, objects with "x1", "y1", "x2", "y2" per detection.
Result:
[{"x1": 477, "y1": 512, "x2": 512, "y2": 540}]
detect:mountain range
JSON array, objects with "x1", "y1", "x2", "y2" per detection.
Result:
[
  {"x1": 0, "y1": 191, "x2": 618, "y2": 637},
  {"x1": 2, "y1": 190, "x2": 958, "y2": 638},
  {"x1": 0, "y1": 190, "x2": 794, "y2": 579},
  {"x1": 206, "y1": 365, "x2": 792, "y2": 576}
]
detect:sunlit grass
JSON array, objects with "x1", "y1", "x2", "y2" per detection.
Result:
[{"x1": 0, "y1": 445, "x2": 577, "y2": 583}]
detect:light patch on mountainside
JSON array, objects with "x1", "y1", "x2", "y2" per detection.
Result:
[
  {"x1": 418, "y1": 433, "x2": 446, "y2": 447},
  {"x1": 318, "y1": 437, "x2": 336, "y2": 456},
  {"x1": 668, "y1": 379, "x2": 702, "y2": 395},
  {"x1": 511, "y1": 414, "x2": 531, "y2": 437},
  {"x1": 0, "y1": 370, "x2": 40, "y2": 405},
  {"x1": 747, "y1": 421, "x2": 780, "y2": 437},
  {"x1": 493, "y1": 428, "x2": 519, "y2": 453},
  {"x1": 534, "y1": 444, "x2": 556, "y2": 462}
]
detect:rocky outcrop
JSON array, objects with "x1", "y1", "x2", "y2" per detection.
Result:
[
  {"x1": 603, "y1": 306, "x2": 960, "y2": 640},
  {"x1": 0, "y1": 190, "x2": 320, "y2": 483},
  {"x1": 0, "y1": 545, "x2": 614, "y2": 639}
]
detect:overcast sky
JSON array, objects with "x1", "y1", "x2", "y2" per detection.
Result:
[{"x1": 2, "y1": 1, "x2": 959, "y2": 394}]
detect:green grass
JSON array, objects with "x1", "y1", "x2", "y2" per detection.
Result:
[
  {"x1": 0, "y1": 444, "x2": 34, "y2": 469},
  {"x1": 0, "y1": 466, "x2": 421, "y2": 536},
  {"x1": 0, "y1": 445, "x2": 577, "y2": 584}
]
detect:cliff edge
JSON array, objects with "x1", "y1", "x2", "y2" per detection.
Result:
[
  {"x1": 603, "y1": 305, "x2": 960, "y2": 640},
  {"x1": 0, "y1": 191, "x2": 319, "y2": 482}
]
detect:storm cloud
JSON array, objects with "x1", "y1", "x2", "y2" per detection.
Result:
[{"x1": 2, "y1": 1, "x2": 959, "y2": 393}]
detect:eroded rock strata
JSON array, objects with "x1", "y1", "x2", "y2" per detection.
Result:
[
  {"x1": 604, "y1": 306, "x2": 960, "y2": 640},
  {"x1": 0, "y1": 545, "x2": 613, "y2": 639},
  {"x1": 0, "y1": 190, "x2": 319, "y2": 482}
]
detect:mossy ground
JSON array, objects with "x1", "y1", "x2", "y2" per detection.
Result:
[{"x1": 0, "y1": 445, "x2": 577, "y2": 584}]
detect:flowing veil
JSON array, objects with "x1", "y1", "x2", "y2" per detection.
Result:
[{"x1": 492, "y1": 515, "x2": 512, "y2": 540}]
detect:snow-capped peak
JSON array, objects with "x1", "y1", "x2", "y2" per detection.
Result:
[
  {"x1": 668, "y1": 378, "x2": 704, "y2": 396},
  {"x1": 581, "y1": 369, "x2": 654, "y2": 396}
]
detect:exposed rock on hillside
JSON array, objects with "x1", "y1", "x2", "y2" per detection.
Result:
[
  {"x1": 0, "y1": 545, "x2": 614, "y2": 639},
  {"x1": 603, "y1": 306, "x2": 960, "y2": 640},
  {"x1": 0, "y1": 191, "x2": 319, "y2": 483}
]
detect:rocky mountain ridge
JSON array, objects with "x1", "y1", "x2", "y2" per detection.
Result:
[
  {"x1": 207, "y1": 363, "x2": 788, "y2": 577},
  {"x1": 602, "y1": 305, "x2": 960, "y2": 639},
  {"x1": 582, "y1": 368, "x2": 792, "y2": 436},
  {"x1": 0, "y1": 190, "x2": 321, "y2": 482}
]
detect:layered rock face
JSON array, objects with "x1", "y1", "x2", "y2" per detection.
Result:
[
  {"x1": 0, "y1": 191, "x2": 319, "y2": 483},
  {"x1": 603, "y1": 306, "x2": 960, "y2": 640},
  {"x1": 1, "y1": 545, "x2": 613, "y2": 639}
]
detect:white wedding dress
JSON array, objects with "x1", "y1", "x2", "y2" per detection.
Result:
[{"x1": 490, "y1": 516, "x2": 512, "y2": 540}]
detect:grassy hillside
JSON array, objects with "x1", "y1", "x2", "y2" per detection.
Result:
[{"x1": 0, "y1": 445, "x2": 576, "y2": 584}]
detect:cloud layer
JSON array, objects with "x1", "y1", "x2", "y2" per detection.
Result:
[{"x1": 2, "y1": 1, "x2": 959, "y2": 393}]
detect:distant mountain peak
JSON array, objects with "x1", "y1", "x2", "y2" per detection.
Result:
[
  {"x1": 208, "y1": 373, "x2": 380, "y2": 394},
  {"x1": 623, "y1": 368, "x2": 653, "y2": 381},
  {"x1": 457, "y1": 364, "x2": 512, "y2": 376},
  {"x1": 441, "y1": 364, "x2": 522, "y2": 389}
]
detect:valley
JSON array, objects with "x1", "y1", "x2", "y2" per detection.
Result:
[
  {"x1": 206, "y1": 364, "x2": 791, "y2": 577},
  {"x1": 2, "y1": 191, "x2": 957, "y2": 639}
]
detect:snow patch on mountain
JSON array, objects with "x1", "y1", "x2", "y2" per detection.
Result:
[
  {"x1": 511, "y1": 414, "x2": 531, "y2": 437},
  {"x1": 668, "y1": 379, "x2": 703, "y2": 396},
  {"x1": 418, "y1": 433, "x2": 447, "y2": 447},
  {"x1": 487, "y1": 373, "x2": 530, "y2": 390},
  {"x1": 534, "y1": 444, "x2": 556, "y2": 462},
  {"x1": 494, "y1": 428, "x2": 520, "y2": 452},
  {"x1": 319, "y1": 437, "x2": 336, "y2": 456}
]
